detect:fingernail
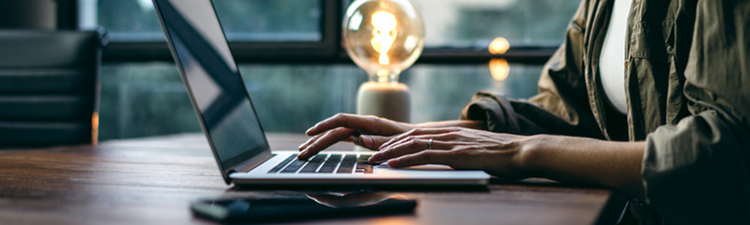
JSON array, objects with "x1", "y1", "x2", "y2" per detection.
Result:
[{"x1": 305, "y1": 124, "x2": 318, "y2": 135}]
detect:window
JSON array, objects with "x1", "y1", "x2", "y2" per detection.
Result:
[
  {"x1": 99, "y1": 63, "x2": 542, "y2": 139},
  {"x1": 412, "y1": 0, "x2": 579, "y2": 46},
  {"x1": 77, "y1": 0, "x2": 580, "y2": 140},
  {"x1": 80, "y1": 0, "x2": 322, "y2": 42}
]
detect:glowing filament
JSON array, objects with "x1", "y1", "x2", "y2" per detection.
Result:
[
  {"x1": 371, "y1": 11, "x2": 397, "y2": 66},
  {"x1": 489, "y1": 37, "x2": 510, "y2": 54}
]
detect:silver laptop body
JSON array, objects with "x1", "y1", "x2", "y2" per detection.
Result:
[{"x1": 152, "y1": 0, "x2": 489, "y2": 186}]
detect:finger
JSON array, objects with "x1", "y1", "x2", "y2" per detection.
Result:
[
  {"x1": 387, "y1": 150, "x2": 453, "y2": 168},
  {"x1": 379, "y1": 127, "x2": 459, "y2": 150},
  {"x1": 305, "y1": 113, "x2": 402, "y2": 136},
  {"x1": 299, "y1": 127, "x2": 355, "y2": 160},
  {"x1": 298, "y1": 133, "x2": 323, "y2": 150},
  {"x1": 353, "y1": 135, "x2": 391, "y2": 150},
  {"x1": 305, "y1": 113, "x2": 372, "y2": 135},
  {"x1": 299, "y1": 130, "x2": 358, "y2": 151},
  {"x1": 370, "y1": 138, "x2": 452, "y2": 164},
  {"x1": 379, "y1": 131, "x2": 456, "y2": 151}
]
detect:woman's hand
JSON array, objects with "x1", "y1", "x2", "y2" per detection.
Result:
[
  {"x1": 369, "y1": 127, "x2": 646, "y2": 198},
  {"x1": 298, "y1": 114, "x2": 487, "y2": 160},
  {"x1": 368, "y1": 127, "x2": 537, "y2": 180},
  {"x1": 368, "y1": 128, "x2": 646, "y2": 198},
  {"x1": 299, "y1": 115, "x2": 646, "y2": 198},
  {"x1": 298, "y1": 113, "x2": 413, "y2": 159}
]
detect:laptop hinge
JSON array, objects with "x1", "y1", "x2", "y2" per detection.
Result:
[{"x1": 231, "y1": 151, "x2": 274, "y2": 173}]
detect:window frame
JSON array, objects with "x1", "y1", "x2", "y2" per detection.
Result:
[{"x1": 64, "y1": 0, "x2": 556, "y2": 65}]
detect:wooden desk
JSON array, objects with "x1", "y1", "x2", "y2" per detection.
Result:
[{"x1": 0, "y1": 133, "x2": 616, "y2": 224}]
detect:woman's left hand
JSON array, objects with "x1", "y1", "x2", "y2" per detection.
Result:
[
  {"x1": 367, "y1": 127, "x2": 539, "y2": 180},
  {"x1": 365, "y1": 127, "x2": 647, "y2": 198}
]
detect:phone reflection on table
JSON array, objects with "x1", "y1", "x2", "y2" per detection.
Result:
[{"x1": 191, "y1": 191, "x2": 417, "y2": 223}]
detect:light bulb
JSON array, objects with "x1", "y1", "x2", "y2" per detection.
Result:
[
  {"x1": 343, "y1": 0, "x2": 424, "y2": 124},
  {"x1": 343, "y1": 0, "x2": 425, "y2": 84}
]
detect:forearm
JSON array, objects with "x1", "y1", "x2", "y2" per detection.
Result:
[
  {"x1": 521, "y1": 135, "x2": 646, "y2": 199},
  {"x1": 416, "y1": 120, "x2": 486, "y2": 130}
]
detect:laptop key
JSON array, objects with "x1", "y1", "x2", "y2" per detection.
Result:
[
  {"x1": 356, "y1": 164, "x2": 374, "y2": 174},
  {"x1": 357, "y1": 155, "x2": 371, "y2": 164},
  {"x1": 317, "y1": 154, "x2": 341, "y2": 173},
  {"x1": 299, "y1": 154, "x2": 326, "y2": 173},
  {"x1": 267, "y1": 154, "x2": 298, "y2": 173},
  {"x1": 280, "y1": 158, "x2": 308, "y2": 173},
  {"x1": 336, "y1": 154, "x2": 357, "y2": 174}
]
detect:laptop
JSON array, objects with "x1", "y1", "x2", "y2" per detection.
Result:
[{"x1": 152, "y1": 0, "x2": 490, "y2": 186}]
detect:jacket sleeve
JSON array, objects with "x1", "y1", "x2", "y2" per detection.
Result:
[
  {"x1": 460, "y1": 0, "x2": 604, "y2": 139},
  {"x1": 642, "y1": 0, "x2": 750, "y2": 223}
]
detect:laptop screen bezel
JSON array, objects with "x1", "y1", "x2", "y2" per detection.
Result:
[{"x1": 152, "y1": 0, "x2": 274, "y2": 184}]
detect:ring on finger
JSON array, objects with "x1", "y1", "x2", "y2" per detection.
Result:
[{"x1": 427, "y1": 139, "x2": 434, "y2": 150}]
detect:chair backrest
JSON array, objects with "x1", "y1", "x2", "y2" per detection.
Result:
[{"x1": 0, "y1": 30, "x2": 106, "y2": 148}]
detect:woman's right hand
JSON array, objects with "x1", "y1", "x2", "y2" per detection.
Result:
[{"x1": 297, "y1": 113, "x2": 413, "y2": 160}]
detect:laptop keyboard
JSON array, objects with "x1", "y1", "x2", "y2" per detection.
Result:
[{"x1": 267, "y1": 153, "x2": 373, "y2": 174}]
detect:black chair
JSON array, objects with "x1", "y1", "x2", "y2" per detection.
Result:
[{"x1": 0, "y1": 30, "x2": 106, "y2": 148}]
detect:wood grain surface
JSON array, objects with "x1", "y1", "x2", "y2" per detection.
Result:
[{"x1": 0, "y1": 133, "x2": 612, "y2": 225}]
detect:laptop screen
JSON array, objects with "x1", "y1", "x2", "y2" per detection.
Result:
[{"x1": 153, "y1": 0, "x2": 270, "y2": 175}]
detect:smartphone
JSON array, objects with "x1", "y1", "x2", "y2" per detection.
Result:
[{"x1": 191, "y1": 193, "x2": 417, "y2": 223}]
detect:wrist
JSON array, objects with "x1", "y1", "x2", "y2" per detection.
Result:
[{"x1": 512, "y1": 134, "x2": 550, "y2": 178}]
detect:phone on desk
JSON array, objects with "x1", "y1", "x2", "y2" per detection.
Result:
[{"x1": 191, "y1": 192, "x2": 417, "y2": 223}]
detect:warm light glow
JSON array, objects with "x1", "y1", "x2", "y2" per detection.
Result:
[
  {"x1": 91, "y1": 112, "x2": 99, "y2": 145},
  {"x1": 488, "y1": 37, "x2": 510, "y2": 54},
  {"x1": 365, "y1": 217, "x2": 414, "y2": 225},
  {"x1": 371, "y1": 11, "x2": 398, "y2": 66},
  {"x1": 489, "y1": 58, "x2": 510, "y2": 81},
  {"x1": 376, "y1": 69, "x2": 391, "y2": 83},
  {"x1": 343, "y1": 0, "x2": 424, "y2": 85}
]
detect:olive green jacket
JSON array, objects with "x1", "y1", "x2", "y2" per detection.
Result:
[{"x1": 460, "y1": 0, "x2": 750, "y2": 223}]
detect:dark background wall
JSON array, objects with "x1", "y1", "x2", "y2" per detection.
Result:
[{"x1": 0, "y1": 0, "x2": 57, "y2": 29}]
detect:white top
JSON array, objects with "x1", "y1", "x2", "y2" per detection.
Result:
[{"x1": 599, "y1": 0, "x2": 632, "y2": 115}]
